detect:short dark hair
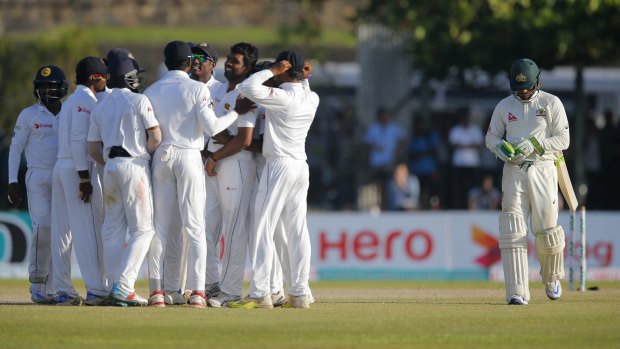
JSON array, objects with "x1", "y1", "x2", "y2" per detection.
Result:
[
  {"x1": 230, "y1": 42, "x2": 259, "y2": 72},
  {"x1": 165, "y1": 58, "x2": 190, "y2": 71}
]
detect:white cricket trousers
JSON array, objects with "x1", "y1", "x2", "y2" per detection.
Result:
[
  {"x1": 248, "y1": 157, "x2": 311, "y2": 298},
  {"x1": 51, "y1": 159, "x2": 108, "y2": 297},
  {"x1": 205, "y1": 155, "x2": 256, "y2": 296},
  {"x1": 148, "y1": 146, "x2": 206, "y2": 292},
  {"x1": 502, "y1": 161, "x2": 559, "y2": 232},
  {"x1": 25, "y1": 168, "x2": 54, "y2": 290},
  {"x1": 102, "y1": 158, "x2": 155, "y2": 291}
]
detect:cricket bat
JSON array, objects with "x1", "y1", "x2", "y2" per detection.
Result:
[{"x1": 556, "y1": 154, "x2": 578, "y2": 212}]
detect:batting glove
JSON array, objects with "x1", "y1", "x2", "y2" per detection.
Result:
[
  {"x1": 513, "y1": 137, "x2": 544, "y2": 161},
  {"x1": 495, "y1": 140, "x2": 515, "y2": 162}
]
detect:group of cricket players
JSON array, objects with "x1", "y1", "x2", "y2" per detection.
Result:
[
  {"x1": 8, "y1": 40, "x2": 318, "y2": 308},
  {"x1": 9, "y1": 35, "x2": 569, "y2": 307}
]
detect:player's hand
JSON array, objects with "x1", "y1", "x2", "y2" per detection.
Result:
[
  {"x1": 302, "y1": 62, "x2": 312, "y2": 80},
  {"x1": 234, "y1": 97, "x2": 256, "y2": 115},
  {"x1": 212, "y1": 130, "x2": 232, "y2": 145},
  {"x1": 514, "y1": 136, "x2": 544, "y2": 158},
  {"x1": 495, "y1": 140, "x2": 515, "y2": 163},
  {"x1": 205, "y1": 156, "x2": 217, "y2": 176},
  {"x1": 7, "y1": 182, "x2": 22, "y2": 208},
  {"x1": 79, "y1": 181, "x2": 93, "y2": 203},
  {"x1": 270, "y1": 60, "x2": 291, "y2": 76}
]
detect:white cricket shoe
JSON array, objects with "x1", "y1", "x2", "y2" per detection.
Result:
[
  {"x1": 148, "y1": 290, "x2": 166, "y2": 308},
  {"x1": 164, "y1": 290, "x2": 186, "y2": 305},
  {"x1": 545, "y1": 280, "x2": 562, "y2": 300},
  {"x1": 207, "y1": 291, "x2": 240, "y2": 308},
  {"x1": 110, "y1": 282, "x2": 147, "y2": 307},
  {"x1": 283, "y1": 294, "x2": 310, "y2": 309},
  {"x1": 507, "y1": 295, "x2": 528, "y2": 305},
  {"x1": 228, "y1": 294, "x2": 273, "y2": 309},
  {"x1": 271, "y1": 290, "x2": 286, "y2": 307},
  {"x1": 188, "y1": 291, "x2": 207, "y2": 308}
]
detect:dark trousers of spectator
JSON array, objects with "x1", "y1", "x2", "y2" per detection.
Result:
[{"x1": 450, "y1": 166, "x2": 478, "y2": 209}]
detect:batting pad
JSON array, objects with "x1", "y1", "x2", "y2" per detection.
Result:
[
  {"x1": 499, "y1": 212, "x2": 530, "y2": 302},
  {"x1": 535, "y1": 225, "x2": 566, "y2": 284}
]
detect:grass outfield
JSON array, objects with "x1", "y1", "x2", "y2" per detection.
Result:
[{"x1": 1, "y1": 279, "x2": 619, "y2": 349}]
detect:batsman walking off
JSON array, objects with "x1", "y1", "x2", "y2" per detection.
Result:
[{"x1": 486, "y1": 58, "x2": 570, "y2": 305}]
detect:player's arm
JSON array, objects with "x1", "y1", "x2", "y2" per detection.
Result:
[
  {"x1": 195, "y1": 85, "x2": 239, "y2": 136},
  {"x1": 485, "y1": 105, "x2": 506, "y2": 154},
  {"x1": 87, "y1": 141, "x2": 105, "y2": 166},
  {"x1": 147, "y1": 125, "x2": 161, "y2": 154},
  {"x1": 206, "y1": 127, "x2": 254, "y2": 176},
  {"x1": 70, "y1": 102, "x2": 94, "y2": 202},
  {"x1": 86, "y1": 112, "x2": 104, "y2": 166},
  {"x1": 238, "y1": 69, "x2": 291, "y2": 112},
  {"x1": 7, "y1": 111, "x2": 29, "y2": 207},
  {"x1": 539, "y1": 99, "x2": 570, "y2": 152}
]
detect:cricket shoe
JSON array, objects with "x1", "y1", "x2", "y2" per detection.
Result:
[
  {"x1": 507, "y1": 295, "x2": 528, "y2": 305},
  {"x1": 228, "y1": 294, "x2": 273, "y2": 309},
  {"x1": 164, "y1": 289, "x2": 186, "y2": 305},
  {"x1": 282, "y1": 294, "x2": 310, "y2": 309},
  {"x1": 188, "y1": 291, "x2": 207, "y2": 308},
  {"x1": 110, "y1": 282, "x2": 147, "y2": 307},
  {"x1": 84, "y1": 292, "x2": 110, "y2": 306},
  {"x1": 271, "y1": 290, "x2": 287, "y2": 307},
  {"x1": 30, "y1": 283, "x2": 56, "y2": 305},
  {"x1": 207, "y1": 291, "x2": 240, "y2": 308},
  {"x1": 148, "y1": 290, "x2": 166, "y2": 308},
  {"x1": 545, "y1": 280, "x2": 562, "y2": 300},
  {"x1": 205, "y1": 283, "x2": 220, "y2": 299},
  {"x1": 56, "y1": 293, "x2": 82, "y2": 306}
]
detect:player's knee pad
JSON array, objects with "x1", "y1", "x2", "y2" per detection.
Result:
[
  {"x1": 535, "y1": 225, "x2": 565, "y2": 283},
  {"x1": 498, "y1": 212, "x2": 530, "y2": 301}
]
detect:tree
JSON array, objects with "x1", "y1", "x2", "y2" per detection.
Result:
[{"x1": 356, "y1": 0, "x2": 620, "y2": 200}]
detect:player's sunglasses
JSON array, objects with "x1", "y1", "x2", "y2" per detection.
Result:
[{"x1": 192, "y1": 54, "x2": 215, "y2": 63}]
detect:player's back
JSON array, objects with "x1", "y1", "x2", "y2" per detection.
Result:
[{"x1": 144, "y1": 70, "x2": 207, "y2": 150}]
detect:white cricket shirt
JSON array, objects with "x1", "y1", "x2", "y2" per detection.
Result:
[
  {"x1": 8, "y1": 103, "x2": 59, "y2": 183},
  {"x1": 208, "y1": 83, "x2": 257, "y2": 154},
  {"x1": 238, "y1": 70, "x2": 319, "y2": 160},
  {"x1": 486, "y1": 90, "x2": 570, "y2": 162},
  {"x1": 88, "y1": 88, "x2": 159, "y2": 161},
  {"x1": 56, "y1": 85, "x2": 98, "y2": 171}
]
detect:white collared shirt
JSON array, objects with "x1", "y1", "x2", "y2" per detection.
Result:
[
  {"x1": 8, "y1": 103, "x2": 59, "y2": 182},
  {"x1": 208, "y1": 83, "x2": 258, "y2": 153},
  {"x1": 57, "y1": 85, "x2": 97, "y2": 171}
]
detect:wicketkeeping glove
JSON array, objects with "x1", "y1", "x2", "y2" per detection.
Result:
[{"x1": 495, "y1": 140, "x2": 515, "y2": 162}]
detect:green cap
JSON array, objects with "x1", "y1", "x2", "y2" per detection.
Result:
[{"x1": 509, "y1": 58, "x2": 539, "y2": 90}]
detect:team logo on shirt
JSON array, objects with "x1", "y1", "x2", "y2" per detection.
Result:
[
  {"x1": 224, "y1": 103, "x2": 231, "y2": 111},
  {"x1": 34, "y1": 123, "x2": 53, "y2": 129},
  {"x1": 507, "y1": 112, "x2": 518, "y2": 122},
  {"x1": 76, "y1": 106, "x2": 91, "y2": 114},
  {"x1": 536, "y1": 108, "x2": 546, "y2": 117},
  {"x1": 147, "y1": 107, "x2": 153, "y2": 112}
]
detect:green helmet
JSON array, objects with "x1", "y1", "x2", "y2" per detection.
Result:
[{"x1": 509, "y1": 58, "x2": 540, "y2": 90}]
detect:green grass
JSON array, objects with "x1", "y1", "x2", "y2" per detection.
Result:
[
  {"x1": 1, "y1": 280, "x2": 619, "y2": 349},
  {"x1": 5, "y1": 25, "x2": 358, "y2": 48}
]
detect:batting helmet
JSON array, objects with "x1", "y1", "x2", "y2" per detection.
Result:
[
  {"x1": 509, "y1": 58, "x2": 540, "y2": 91},
  {"x1": 33, "y1": 65, "x2": 69, "y2": 106}
]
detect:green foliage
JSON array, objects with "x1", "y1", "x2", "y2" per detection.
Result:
[{"x1": 0, "y1": 28, "x2": 98, "y2": 133}]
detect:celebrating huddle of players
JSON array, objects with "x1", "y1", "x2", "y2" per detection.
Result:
[{"x1": 7, "y1": 40, "x2": 319, "y2": 308}]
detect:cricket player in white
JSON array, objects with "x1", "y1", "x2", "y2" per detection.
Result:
[
  {"x1": 161, "y1": 42, "x2": 225, "y2": 305},
  {"x1": 87, "y1": 56, "x2": 161, "y2": 306},
  {"x1": 202, "y1": 42, "x2": 259, "y2": 308},
  {"x1": 51, "y1": 57, "x2": 109, "y2": 306},
  {"x1": 230, "y1": 50, "x2": 319, "y2": 309},
  {"x1": 486, "y1": 58, "x2": 569, "y2": 305},
  {"x1": 8, "y1": 65, "x2": 68, "y2": 304},
  {"x1": 144, "y1": 41, "x2": 243, "y2": 308}
]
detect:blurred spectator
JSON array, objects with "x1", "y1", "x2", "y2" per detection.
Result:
[
  {"x1": 407, "y1": 117, "x2": 442, "y2": 209},
  {"x1": 386, "y1": 163, "x2": 420, "y2": 211},
  {"x1": 363, "y1": 107, "x2": 406, "y2": 210},
  {"x1": 468, "y1": 175, "x2": 501, "y2": 210},
  {"x1": 599, "y1": 109, "x2": 620, "y2": 210},
  {"x1": 448, "y1": 113, "x2": 483, "y2": 209}
]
